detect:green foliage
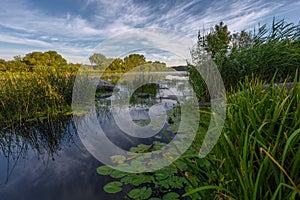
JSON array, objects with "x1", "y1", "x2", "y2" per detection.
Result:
[
  {"x1": 96, "y1": 106, "x2": 214, "y2": 199},
  {"x1": 89, "y1": 53, "x2": 170, "y2": 75},
  {"x1": 0, "y1": 51, "x2": 80, "y2": 127},
  {"x1": 181, "y1": 74, "x2": 300, "y2": 200},
  {"x1": 206, "y1": 22, "x2": 231, "y2": 58},
  {"x1": 128, "y1": 187, "x2": 152, "y2": 200},
  {"x1": 108, "y1": 58, "x2": 125, "y2": 72},
  {"x1": 23, "y1": 50, "x2": 67, "y2": 68},
  {"x1": 89, "y1": 53, "x2": 114, "y2": 68},
  {"x1": 162, "y1": 192, "x2": 180, "y2": 200},
  {"x1": 187, "y1": 65, "x2": 210, "y2": 102},
  {"x1": 124, "y1": 54, "x2": 146, "y2": 69},
  {"x1": 201, "y1": 75, "x2": 300, "y2": 199},
  {"x1": 103, "y1": 181, "x2": 123, "y2": 194},
  {"x1": 97, "y1": 165, "x2": 114, "y2": 175},
  {"x1": 0, "y1": 70, "x2": 76, "y2": 127},
  {"x1": 96, "y1": 141, "x2": 191, "y2": 199},
  {"x1": 190, "y1": 19, "x2": 300, "y2": 96},
  {"x1": 98, "y1": 73, "x2": 300, "y2": 199},
  {"x1": 219, "y1": 19, "x2": 300, "y2": 90},
  {"x1": 95, "y1": 53, "x2": 171, "y2": 85}
]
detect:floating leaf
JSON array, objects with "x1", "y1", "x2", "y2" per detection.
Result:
[
  {"x1": 131, "y1": 157, "x2": 147, "y2": 172},
  {"x1": 121, "y1": 174, "x2": 152, "y2": 186},
  {"x1": 96, "y1": 165, "x2": 114, "y2": 175},
  {"x1": 110, "y1": 170, "x2": 127, "y2": 178},
  {"x1": 111, "y1": 155, "x2": 126, "y2": 164},
  {"x1": 116, "y1": 163, "x2": 132, "y2": 172},
  {"x1": 128, "y1": 187, "x2": 152, "y2": 200},
  {"x1": 103, "y1": 181, "x2": 123, "y2": 194}
]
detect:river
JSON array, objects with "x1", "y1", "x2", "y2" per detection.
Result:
[{"x1": 0, "y1": 71, "x2": 193, "y2": 200}]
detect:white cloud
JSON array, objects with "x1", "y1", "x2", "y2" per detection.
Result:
[
  {"x1": 0, "y1": 0, "x2": 299, "y2": 64},
  {"x1": 0, "y1": 1, "x2": 103, "y2": 40},
  {"x1": 0, "y1": 34, "x2": 52, "y2": 47},
  {"x1": 90, "y1": 28, "x2": 193, "y2": 66}
]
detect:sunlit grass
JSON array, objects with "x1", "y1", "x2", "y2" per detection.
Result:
[{"x1": 0, "y1": 67, "x2": 76, "y2": 127}]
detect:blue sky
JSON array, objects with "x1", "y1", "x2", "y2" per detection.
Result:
[{"x1": 0, "y1": 0, "x2": 299, "y2": 65}]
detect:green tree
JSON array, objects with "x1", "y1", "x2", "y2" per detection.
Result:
[
  {"x1": 23, "y1": 51, "x2": 67, "y2": 67},
  {"x1": 231, "y1": 30, "x2": 251, "y2": 51},
  {"x1": 123, "y1": 54, "x2": 146, "y2": 70},
  {"x1": 89, "y1": 53, "x2": 113, "y2": 69},
  {"x1": 0, "y1": 59, "x2": 6, "y2": 71},
  {"x1": 46, "y1": 50, "x2": 67, "y2": 66},
  {"x1": 190, "y1": 30, "x2": 210, "y2": 65},
  {"x1": 108, "y1": 58, "x2": 125, "y2": 72},
  {"x1": 206, "y1": 21, "x2": 231, "y2": 58}
]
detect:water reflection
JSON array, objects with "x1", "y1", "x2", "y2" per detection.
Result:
[
  {"x1": 0, "y1": 71, "x2": 193, "y2": 199},
  {"x1": 0, "y1": 118, "x2": 74, "y2": 162},
  {"x1": 0, "y1": 119, "x2": 61, "y2": 179},
  {"x1": 0, "y1": 117, "x2": 120, "y2": 200},
  {"x1": 93, "y1": 72, "x2": 191, "y2": 151}
]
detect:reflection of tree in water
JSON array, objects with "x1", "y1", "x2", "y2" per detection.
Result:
[
  {"x1": 0, "y1": 117, "x2": 74, "y2": 183},
  {"x1": 130, "y1": 83, "x2": 160, "y2": 106},
  {"x1": 96, "y1": 72, "x2": 192, "y2": 130}
]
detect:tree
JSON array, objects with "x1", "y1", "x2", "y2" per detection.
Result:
[
  {"x1": 89, "y1": 53, "x2": 113, "y2": 69},
  {"x1": 0, "y1": 59, "x2": 6, "y2": 71},
  {"x1": 23, "y1": 51, "x2": 67, "y2": 67},
  {"x1": 231, "y1": 30, "x2": 251, "y2": 51},
  {"x1": 190, "y1": 30, "x2": 210, "y2": 65},
  {"x1": 191, "y1": 22, "x2": 252, "y2": 65},
  {"x1": 108, "y1": 58, "x2": 125, "y2": 72},
  {"x1": 206, "y1": 22, "x2": 231, "y2": 58},
  {"x1": 123, "y1": 54, "x2": 146, "y2": 69}
]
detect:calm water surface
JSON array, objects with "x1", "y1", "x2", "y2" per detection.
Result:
[{"x1": 0, "y1": 72, "x2": 191, "y2": 200}]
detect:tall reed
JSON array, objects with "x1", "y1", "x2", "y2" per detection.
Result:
[
  {"x1": 186, "y1": 74, "x2": 300, "y2": 199},
  {"x1": 0, "y1": 66, "x2": 76, "y2": 127}
]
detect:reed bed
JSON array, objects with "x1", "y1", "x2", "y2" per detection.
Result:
[
  {"x1": 185, "y1": 74, "x2": 300, "y2": 199},
  {"x1": 0, "y1": 66, "x2": 76, "y2": 127}
]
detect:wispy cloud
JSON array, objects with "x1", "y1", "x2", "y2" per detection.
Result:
[
  {"x1": 0, "y1": 0, "x2": 299, "y2": 64},
  {"x1": 0, "y1": 34, "x2": 52, "y2": 47}
]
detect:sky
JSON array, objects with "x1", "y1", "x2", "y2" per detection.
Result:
[{"x1": 0, "y1": 0, "x2": 299, "y2": 66}]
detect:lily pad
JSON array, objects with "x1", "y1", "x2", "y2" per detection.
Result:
[
  {"x1": 103, "y1": 181, "x2": 123, "y2": 194},
  {"x1": 96, "y1": 165, "x2": 114, "y2": 175},
  {"x1": 128, "y1": 187, "x2": 152, "y2": 200}
]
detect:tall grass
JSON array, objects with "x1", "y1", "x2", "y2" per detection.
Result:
[
  {"x1": 0, "y1": 66, "x2": 76, "y2": 127},
  {"x1": 220, "y1": 19, "x2": 300, "y2": 89},
  {"x1": 190, "y1": 19, "x2": 300, "y2": 97},
  {"x1": 185, "y1": 74, "x2": 300, "y2": 199}
]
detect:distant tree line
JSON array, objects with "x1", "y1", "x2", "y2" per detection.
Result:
[
  {"x1": 89, "y1": 53, "x2": 169, "y2": 73},
  {"x1": 0, "y1": 51, "x2": 170, "y2": 74},
  {"x1": 0, "y1": 50, "x2": 80, "y2": 73}
]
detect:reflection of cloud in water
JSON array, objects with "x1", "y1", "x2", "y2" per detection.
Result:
[{"x1": 165, "y1": 75, "x2": 189, "y2": 80}]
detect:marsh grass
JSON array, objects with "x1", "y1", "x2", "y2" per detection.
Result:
[
  {"x1": 0, "y1": 66, "x2": 76, "y2": 127},
  {"x1": 185, "y1": 74, "x2": 300, "y2": 199},
  {"x1": 220, "y1": 19, "x2": 300, "y2": 90}
]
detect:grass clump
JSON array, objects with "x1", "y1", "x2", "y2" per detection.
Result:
[
  {"x1": 0, "y1": 63, "x2": 79, "y2": 127},
  {"x1": 185, "y1": 75, "x2": 300, "y2": 199}
]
